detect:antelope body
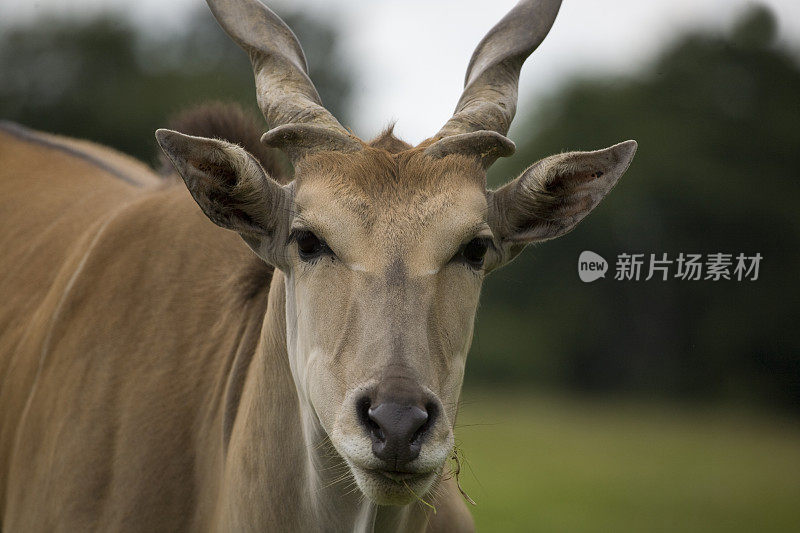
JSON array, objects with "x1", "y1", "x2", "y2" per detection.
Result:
[{"x1": 0, "y1": 0, "x2": 636, "y2": 531}]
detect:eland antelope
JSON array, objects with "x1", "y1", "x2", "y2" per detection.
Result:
[{"x1": 0, "y1": 0, "x2": 636, "y2": 530}]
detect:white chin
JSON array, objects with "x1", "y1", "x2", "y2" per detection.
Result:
[{"x1": 348, "y1": 464, "x2": 439, "y2": 506}]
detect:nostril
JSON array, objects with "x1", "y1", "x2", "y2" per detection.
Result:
[
  {"x1": 411, "y1": 402, "x2": 437, "y2": 445},
  {"x1": 357, "y1": 396, "x2": 384, "y2": 442}
]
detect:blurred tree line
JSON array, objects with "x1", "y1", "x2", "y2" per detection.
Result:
[
  {"x1": 477, "y1": 5, "x2": 800, "y2": 412},
  {"x1": 0, "y1": 6, "x2": 352, "y2": 164},
  {"x1": 0, "y1": 5, "x2": 797, "y2": 411}
]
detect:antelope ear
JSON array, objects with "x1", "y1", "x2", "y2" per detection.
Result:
[
  {"x1": 488, "y1": 140, "x2": 637, "y2": 263},
  {"x1": 155, "y1": 128, "x2": 292, "y2": 266}
]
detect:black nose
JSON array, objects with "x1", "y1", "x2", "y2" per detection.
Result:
[{"x1": 358, "y1": 399, "x2": 433, "y2": 468}]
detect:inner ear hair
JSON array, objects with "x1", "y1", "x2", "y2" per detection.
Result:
[
  {"x1": 156, "y1": 128, "x2": 283, "y2": 236},
  {"x1": 188, "y1": 157, "x2": 238, "y2": 186},
  {"x1": 491, "y1": 140, "x2": 637, "y2": 244}
]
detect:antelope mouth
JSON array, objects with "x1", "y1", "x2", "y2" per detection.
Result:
[
  {"x1": 368, "y1": 467, "x2": 434, "y2": 484},
  {"x1": 348, "y1": 462, "x2": 439, "y2": 505}
]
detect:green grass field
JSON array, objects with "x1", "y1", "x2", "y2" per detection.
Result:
[{"x1": 453, "y1": 391, "x2": 800, "y2": 532}]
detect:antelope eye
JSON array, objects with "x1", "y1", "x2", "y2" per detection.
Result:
[
  {"x1": 295, "y1": 231, "x2": 326, "y2": 260},
  {"x1": 462, "y1": 238, "x2": 489, "y2": 267}
]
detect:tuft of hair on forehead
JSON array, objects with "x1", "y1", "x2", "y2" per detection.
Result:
[
  {"x1": 294, "y1": 141, "x2": 487, "y2": 204},
  {"x1": 368, "y1": 124, "x2": 412, "y2": 154}
]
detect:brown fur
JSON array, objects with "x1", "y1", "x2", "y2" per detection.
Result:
[
  {"x1": 0, "y1": 121, "x2": 163, "y2": 188},
  {"x1": 296, "y1": 145, "x2": 485, "y2": 199},
  {"x1": 159, "y1": 103, "x2": 280, "y2": 297},
  {"x1": 0, "y1": 92, "x2": 631, "y2": 533},
  {"x1": 0, "y1": 114, "x2": 473, "y2": 531},
  {"x1": 368, "y1": 124, "x2": 412, "y2": 154}
]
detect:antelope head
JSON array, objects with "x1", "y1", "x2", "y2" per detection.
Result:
[{"x1": 156, "y1": 0, "x2": 636, "y2": 505}]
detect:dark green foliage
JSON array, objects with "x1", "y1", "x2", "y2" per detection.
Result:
[
  {"x1": 473, "y1": 6, "x2": 800, "y2": 411},
  {"x1": 0, "y1": 8, "x2": 352, "y2": 164}
]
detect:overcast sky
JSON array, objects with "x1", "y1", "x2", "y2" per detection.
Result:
[{"x1": 2, "y1": 0, "x2": 799, "y2": 143}]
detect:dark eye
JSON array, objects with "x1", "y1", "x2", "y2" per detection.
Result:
[
  {"x1": 295, "y1": 230, "x2": 328, "y2": 261},
  {"x1": 462, "y1": 238, "x2": 489, "y2": 268}
]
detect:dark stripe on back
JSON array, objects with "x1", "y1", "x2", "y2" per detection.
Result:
[{"x1": 0, "y1": 120, "x2": 143, "y2": 187}]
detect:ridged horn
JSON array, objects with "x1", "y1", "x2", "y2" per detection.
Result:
[
  {"x1": 205, "y1": 0, "x2": 360, "y2": 159},
  {"x1": 436, "y1": 0, "x2": 562, "y2": 139}
]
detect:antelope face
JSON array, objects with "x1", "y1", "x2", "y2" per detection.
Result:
[
  {"x1": 283, "y1": 150, "x2": 491, "y2": 503},
  {"x1": 157, "y1": 0, "x2": 637, "y2": 507}
]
